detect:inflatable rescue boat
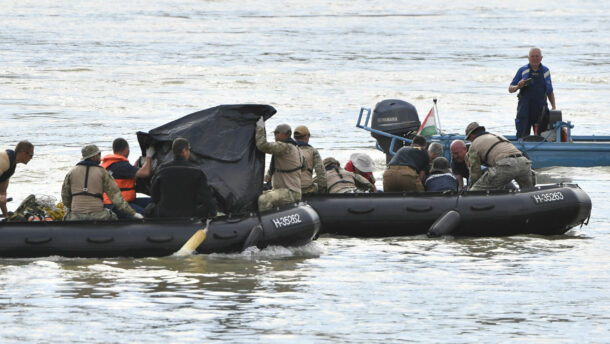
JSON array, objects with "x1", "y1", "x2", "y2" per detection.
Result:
[
  {"x1": 304, "y1": 184, "x2": 591, "y2": 237},
  {"x1": 0, "y1": 203, "x2": 320, "y2": 258}
]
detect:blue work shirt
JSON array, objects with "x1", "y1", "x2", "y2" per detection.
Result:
[
  {"x1": 511, "y1": 63, "x2": 553, "y2": 120},
  {"x1": 425, "y1": 172, "x2": 458, "y2": 192}
]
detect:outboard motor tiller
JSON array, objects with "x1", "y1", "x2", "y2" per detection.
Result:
[{"x1": 370, "y1": 99, "x2": 421, "y2": 163}]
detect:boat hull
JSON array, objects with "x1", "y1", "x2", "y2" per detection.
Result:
[
  {"x1": 0, "y1": 203, "x2": 320, "y2": 258},
  {"x1": 433, "y1": 134, "x2": 610, "y2": 168},
  {"x1": 304, "y1": 184, "x2": 591, "y2": 237}
]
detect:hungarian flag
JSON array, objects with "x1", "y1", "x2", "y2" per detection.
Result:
[{"x1": 416, "y1": 107, "x2": 438, "y2": 137}]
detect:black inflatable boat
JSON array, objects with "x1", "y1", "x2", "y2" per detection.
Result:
[
  {"x1": 0, "y1": 203, "x2": 320, "y2": 258},
  {"x1": 304, "y1": 184, "x2": 591, "y2": 237}
]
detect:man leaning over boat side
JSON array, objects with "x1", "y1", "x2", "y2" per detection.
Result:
[
  {"x1": 101, "y1": 138, "x2": 155, "y2": 218},
  {"x1": 345, "y1": 153, "x2": 376, "y2": 186},
  {"x1": 255, "y1": 118, "x2": 303, "y2": 211},
  {"x1": 293, "y1": 125, "x2": 327, "y2": 194},
  {"x1": 147, "y1": 138, "x2": 217, "y2": 219},
  {"x1": 428, "y1": 142, "x2": 443, "y2": 165},
  {"x1": 450, "y1": 140, "x2": 469, "y2": 190},
  {"x1": 382, "y1": 135, "x2": 430, "y2": 192},
  {"x1": 0, "y1": 141, "x2": 34, "y2": 219},
  {"x1": 61, "y1": 144, "x2": 143, "y2": 221},
  {"x1": 324, "y1": 157, "x2": 375, "y2": 193},
  {"x1": 508, "y1": 47, "x2": 556, "y2": 139},
  {"x1": 464, "y1": 122, "x2": 533, "y2": 191}
]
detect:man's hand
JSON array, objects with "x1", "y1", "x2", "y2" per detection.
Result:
[
  {"x1": 256, "y1": 117, "x2": 265, "y2": 128},
  {"x1": 146, "y1": 146, "x2": 156, "y2": 158}
]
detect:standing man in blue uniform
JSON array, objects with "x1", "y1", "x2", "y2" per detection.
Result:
[{"x1": 508, "y1": 47, "x2": 556, "y2": 138}]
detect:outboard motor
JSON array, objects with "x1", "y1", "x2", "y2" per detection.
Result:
[
  {"x1": 526, "y1": 108, "x2": 565, "y2": 142},
  {"x1": 370, "y1": 99, "x2": 421, "y2": 163},
  {"x1": 536, "y1": 108, "x2": 562, "y2": 134}
]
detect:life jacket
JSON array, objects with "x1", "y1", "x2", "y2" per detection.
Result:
[
  {"x1": 69, "y1": 160, "x2": 105, "y2": 213},
  {"x1": 296, "y1": 142, "x2": 315, "y2": 189},
  {"x1": 471, "y1": 133, "x2": 523, "y2": 166},
  {"x1": 325, "y1": 165, "x2": 357, "y2": 193},
  {"x1": 268, "y1": 139, "x2": 303, "y2": 193},
  {"x1": 0, "y1": 150, "x2": 16, "y2": 183},
  {"x1": 100, "y1": 154, "x2": 136, "y2": 204}
]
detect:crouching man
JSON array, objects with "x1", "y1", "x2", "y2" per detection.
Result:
[
  {"x1": 61, "y1": 144, "x2": 143, "y2": 221},
  {"x1": 324, "y1": 157, "x2": 376, "y2": 193}
]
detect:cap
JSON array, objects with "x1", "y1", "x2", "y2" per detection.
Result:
[
  {"x1": 465, "y1": 122, "x2": 484, "y2": 138},
  {"x1": 294, "y1": 125, "x2": 310, "y2": 138},
  {"x1": 323, "y1": 157, "x2": 340, "y2": 168},
  {"x1": 350, "y1": 153, "x2": 375, "y2": 173},
  {"x1": 430, "y1": 157, "x2": 450, "y2": 174},
  {"x1": 81, "y1": 144, "x2": 101, "y2": 159},
  {"x1": 274, "y1": 124, "x2": 292, "y2": 135}
]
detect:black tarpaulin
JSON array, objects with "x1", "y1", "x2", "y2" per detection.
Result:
[{"x1": 136, "y1": 104, "x2": 276, "y2": 215}]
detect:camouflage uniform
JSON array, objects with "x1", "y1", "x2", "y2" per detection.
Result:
[
  {"x1": 299, "y1": 145, "x2": 327, "y2": 194},
  {"x1": 62, "y1": 163, "x2": 136, "y2": 221},
  {"x1": 467, "y1": 133, "x2": 533, "y2": 191},
  {"x1": 324, "y1": 157, "x2": 376, "y2": 193},
  {"x1": 258, "y1": 188, "x2": 301, "y2": 211},
  {"x1": 327, "y1": 167, "x2": 376, "y2": 193},
  {"x1": 255, "y1": 127, "x2": 302, "y2": 211}
]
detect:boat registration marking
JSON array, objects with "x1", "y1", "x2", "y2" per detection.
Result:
[
  {"x1": 271, "y1": 213, "x2": 302, "y2": 229},
  {"x1": 532, "y1": 191, "x2": 564, "y2": 204}
]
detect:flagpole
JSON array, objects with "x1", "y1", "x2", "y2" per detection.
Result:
[{"x1": 433, "y1": 98, "x2": 442, "y2": 135}]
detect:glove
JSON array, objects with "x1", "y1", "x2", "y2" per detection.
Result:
[
  {"x1": 146, "y1": 145, "x2": 155, "y2": 157},
  {"x1": 133, "y1": 213, "x2": 144, "y2": 219},
  {"x1": 256, "y1": 117, "x2": 265, "y2": 128}
]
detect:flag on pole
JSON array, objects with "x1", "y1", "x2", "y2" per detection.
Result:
[{"x1": 416, "y1": 107, "x2": 438, "y2": 137}]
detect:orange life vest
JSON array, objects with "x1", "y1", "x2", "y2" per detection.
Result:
[{"x1": 100, "y1": 154, "x2": 136, "y2": 204}]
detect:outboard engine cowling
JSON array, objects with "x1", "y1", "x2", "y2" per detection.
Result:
[{"x1": 370, "y1": 99, "x2": 420, "y2": 162}]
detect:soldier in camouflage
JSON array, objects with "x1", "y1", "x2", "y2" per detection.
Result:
[
  {"x1": 324, "y1": 157, "x2": 376, "y2": 193},
  {"x1": 293, "y1": 125, "x2": 327, "y2": 194},
  {"x1": 255, "y1": 118, "x2": 303, "y2": 211},
  {"x1": 61, "y1": 144, "x2": 143, "y2": 221},
  {"x1": 465, "y1": 122, "x2": 534, "y2": 191}
]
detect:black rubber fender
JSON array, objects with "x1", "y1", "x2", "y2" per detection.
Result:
[{"x1": 427, "y1": 210, "x2": 461, "y2": 237}]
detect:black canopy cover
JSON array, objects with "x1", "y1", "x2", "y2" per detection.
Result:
[{"x1": 136, "y1": 104, "x2": 276, "y2": 215}]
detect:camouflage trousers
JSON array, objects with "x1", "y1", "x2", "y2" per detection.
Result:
[
  {"x1": 382, "y1": 165, "x2": 424, "y2": 192},
  {"x1": 258, "y1": 188, "x2": 301, "y2": 212},
  {"x1": 470, "y1": 156, "x2": 533, "y2": 191},
  {"x1": 301, "y1": 183, "x2": 318, "y2": 195},
  {"x1": 64, "y1": 208, "x2": 118, "y2": 221}
]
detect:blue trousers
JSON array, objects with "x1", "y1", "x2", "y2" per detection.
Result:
[{"x1": 104, "y1": 197, "x2": 152, "y2": 219}]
